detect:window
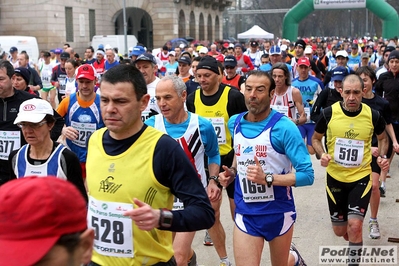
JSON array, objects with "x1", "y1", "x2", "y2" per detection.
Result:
[
  {"x1": 89, "y1": 9, "x2": 96, "y2": 40},
  {"x1": 65, "y1": 7, "x2": 74, "y2": 42}
]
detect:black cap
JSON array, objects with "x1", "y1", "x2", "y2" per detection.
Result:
[
  {"x1": 177, "y1": 56, "x2": 191, "y2": 65},
  {"x1": 295, "y1": 39, "x2": 306, "y2": 48},
  {"x1": 250, "y1": 41, "x2": 258, "y2": 47},
  {"x1": 197, "y1": 56, "x2": 219, "y2": 75},
  {"x1": 60, "y1": 52, "x2": 70, "y2": 59}
]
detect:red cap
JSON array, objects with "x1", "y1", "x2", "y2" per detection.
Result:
[
  {"x1": 0, "y1": 176, "x2": 88, "y2": 266},
  {"x1": 216, "y1": 54, "x2": 225, "y2": 62},
  {"x1": 297, "y1": 57, "x2": 310, "y2": 67},
  {"x1": 223, "y1": 42, "x2": 229, "y2": 48},
  {"x1": 76, "y1": 64, "x2": 97, "y2": 80}
]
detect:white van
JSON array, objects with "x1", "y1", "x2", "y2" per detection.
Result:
[
  {"x1": 0, "y1": 36, "x2": 39, "y2": 64},
  {"x1": 91, "y1": 35, "x2": 138, "y2": 56}
]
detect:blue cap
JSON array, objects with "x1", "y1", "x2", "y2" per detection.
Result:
[
  {"x1": 331, "y1": 66, "x2": 348, "y2": 81},
  {"x1": 129, "y1": 46, "x2": 145, "y2": 57},
  {"x1": 54, "y1": 48, "x2": 63, "y2": 54},
  {"x1": 224, "y1": 55, "x2": 237, "y2": 67},
  {"x1": 98, "y1": 44, "x2": 104, "y2": 50},
  {"x1": 134, "y1": 53, "x2": 157, "y2": 64},
  {"x1": 9, "y1": 47, "x2": 18, "y2": 53},
  {"x1": 270, "y1": 45, "x2": 281, "y2": 55}
]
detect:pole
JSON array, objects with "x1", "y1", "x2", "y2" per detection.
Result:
[{"x1": 123, "y1": 0, "x2": 128, "y2": 57}]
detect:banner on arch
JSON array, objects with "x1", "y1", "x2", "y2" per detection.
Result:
[{"x1": 314, "y1": 0, "x2": 366, "y2": 9}]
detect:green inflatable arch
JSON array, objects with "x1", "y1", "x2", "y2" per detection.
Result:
[{"x1": 283, "y1": 0, "x2": 399, "y2": 40}]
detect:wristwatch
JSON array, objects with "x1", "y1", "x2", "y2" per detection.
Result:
[
  {"x1": 159, "y1": 208, "x2": 173, "y2": 228},
  {"x1": 295, "y1": 119, "x2": 299, "y2": 125},
  {"x1": 265, "y1": 173, "x2": 274, "y2": 188},
  {"x1": 208, "y1": 175, "x2": 220, "y2": 185}
]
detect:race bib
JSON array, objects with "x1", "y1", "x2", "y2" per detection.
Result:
[
  {"x1": 0, "y1": 131, "x2": 21, "y2": 160},
  {"x1": 58, "y1": 77, "x2": 66, "y2": 94},
  {"x1": 334, "y1": 138, "x2": 364, "y2": 168},
  {"x1": 237, "y1": 156, "x2": 275, "y2": 203},
  {"x1": 71, "y1": 121, "x2": 96, "y2": 147},
  {"x1": 88, "y1": 196, "x2": 134, "y2": 258},
  {"x1": 271, "y1": 105, "x2": 289, "y2": 117},
  {"x1": 304, "y1": 107, "x2": 311, "y2": 123},
  {"x1": 206, "y1": 117, "x2": 226, "y2": 145}
]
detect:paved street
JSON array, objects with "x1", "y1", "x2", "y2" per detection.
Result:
[{"x1": 191, "y1": 154, "x2": 399, "y2": 265}]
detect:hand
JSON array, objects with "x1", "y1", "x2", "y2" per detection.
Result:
[
  {"x1": 246, "y1": 156, "x2": 265, "y2": 185},
  {"x1": 393, "y1": 143, "x2": 399, "y2": 154},
  {"x1": 371, "y1": 147, "x2": 379, "y2": 157},
  {"x1": 320, "y1": 153, "x2": 331, "y2": 167},
  {"x1": 218, "y1": 165, "x2": 235, "y2": 188},
  {"x1": 207, "y1": 181, "x2": 222, "y2": 202},
  {"x1": 377, "y1": 157, "x2": 390, "y2": 172},
  {"x1": 123, "y1": 198, "x2": 160, "y2": 231},
  {"x1": 62, "y1": 126, "x2": 79, "y2": 140}
]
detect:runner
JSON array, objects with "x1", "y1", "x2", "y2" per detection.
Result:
[
  {"x1": 145, "y1": 75, "x2": 221, "y2": 266},
  {"x1": 86, "y1": 64, "x2": 214, "y2": 266},
  {"x1": 219, "y1": 70, "x2": 314, "y2": 266},
  {"x1": 312, "y1": 74, "x2": 389, "y2": 264}
]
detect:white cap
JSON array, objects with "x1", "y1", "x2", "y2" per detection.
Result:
[
  {"x1": 14, "y1": 98, "x2": 53, "y2": 124},
  {"x1": 104, "y1": 44, "x2": 112, "y2": 50},
  {"x1": 228, "y1": 43, "x2": 235, "y2": 48},
  {"x1": 179, "y1": 43, "x2": 185, "y2": 49},
  {"x1": 304, "y1": 47, "x2": 313, "y2": 54},
  {"x1": 199, "y1": 47, "x2": 208, "y2": 54},
  {"x1": 336, "y1": 50, "x2": 349, "y2": 58},
  {"x1": 128, "y1": 47, "x2": 133, "y2": 52},
  {"x1": 280, "y1": 44, "x2": 287, "y2": 51}
]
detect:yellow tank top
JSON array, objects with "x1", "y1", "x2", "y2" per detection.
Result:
[
  {"x1": 194, "y1": 86, "x2": 232, "y2": 155},
  {"x1": 326, "y1": 102, "x2": 373, "y2": 183},
  {"x1": 87, "y1": 127, "x2": 174, "y2": 266}
]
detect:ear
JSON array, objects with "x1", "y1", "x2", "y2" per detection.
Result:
[
  {"x1": 270, "y1": 89, "x2": 275, "y2": 98},
  {"x1": 140, "y1": 94, "x2": 151, "y2": 112},
  {"x1": 79, "y1": 229, "x2": 95, "y2": 264},
  {"x1": 181, "y1": 90, "x2": 187, "y2": 102}
]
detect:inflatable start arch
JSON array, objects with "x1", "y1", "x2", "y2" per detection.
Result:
[{"x1": 283, "y1": 0, "x2": 399, "y2": 40}]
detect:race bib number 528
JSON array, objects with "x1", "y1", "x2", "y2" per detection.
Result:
[{"x1": 88, "y1": 197, "x2": 134, "y2": 257}]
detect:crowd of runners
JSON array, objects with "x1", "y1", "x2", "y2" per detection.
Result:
[{"x1": 0, "y1": 34, "x2": 399, "y2": 266}]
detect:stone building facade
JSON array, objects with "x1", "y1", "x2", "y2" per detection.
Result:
[{"x1": 0, "y1": 0, "x2": 231, "y2": 55}]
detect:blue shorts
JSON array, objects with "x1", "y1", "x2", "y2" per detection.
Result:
[
  {"x1": 298, "y1": 123, "x2": 315, "y2": 146},
  {"x1": 235, "y1": 211, "x2": 296, "y2": 241}
]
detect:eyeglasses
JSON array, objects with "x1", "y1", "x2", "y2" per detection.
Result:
[
  {"x1": 225, "y1": 66, "x2": 235, "y2": 69},
  {"x1": 17, "y1": 120, "x2": 47, "y2": 129}
]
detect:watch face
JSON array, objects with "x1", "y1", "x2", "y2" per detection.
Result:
[{"x1": 163, "y1": 217, "x2": 172, "y2": 225}]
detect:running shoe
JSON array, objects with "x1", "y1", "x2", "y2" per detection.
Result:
[
  {"x1": 369, "y1": 220, "x2": 381, "y2": 239},
  {"x1": 290, "y1": 242, "x2": 307, "y2": 266},
  {"x1": 203, "y1": 230, "x2": 213, "y2": 246},
  {"x1": 379, "y1": 185, "x2": 386, "y2": 197},
  {"x1": 219, "y1": 261, "x2": 232, "y2": 266},
  {"x1": 188, "y1": 251, "x2": 198, "y2": 266}
]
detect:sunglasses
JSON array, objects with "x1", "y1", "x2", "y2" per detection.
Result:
[
  {"x1": 17, "y1": 120, "x2": 47, "y2": 129},
  {"x1": 225, "y1": 66, "x2": 235, "y2": 69}
]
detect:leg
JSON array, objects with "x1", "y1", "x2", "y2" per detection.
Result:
[
  {"x1": 207, "y1": 196, "x2": 228, "y2": 259},
  {"x1": 173, "y1": 232, "x2": 196, "y2": 266},
  {"x1": 347, "y1": 218, "x2": 364, "y2": 243},
  {"x1": 369, "y1": 171, "x2": 380, "y2": 219},
  {"x1": 228, "y1": 197, "x2": 235, "y2": 221},
  {"x1": 40, "y1": 90, "x2": 48, "y2": 102},
  {"x1": 233, "y1": 224, "x2": 264, "y2": 266},
  {"x1": 269, "y1": 225, "x2": 294, "y2": 266},
  {"x1": 49, "y1": 88, "x2": 57, "y2": 109}
]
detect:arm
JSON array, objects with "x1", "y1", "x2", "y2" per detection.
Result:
[
  {"x1": 292, "y1": 87, "x2": 306, "y2": 125},
  {"x1": 31, "y1": 69, "x2": 43, "y2": 91},
  {"x1": 50, "y1": 110, "x2": 65, "y2": 142},
  {"x1": 242, "y1": 55, "x2": 254, "y2": 72},
  {"x1": 63, "y1": 148, "x2": 88, "y2": 202},
  {"x1": 218, "y1": 155, "x2": 237, "y2": 188},
  {"x1": 385, "y1": 124, "x2": 399, "y2": 153},
  {"x1": 310, "y1": 88, "x2": 328, "y2": 122},
  {"x1": 376, "y1": 131, "x2": 389, "y2": 171}
]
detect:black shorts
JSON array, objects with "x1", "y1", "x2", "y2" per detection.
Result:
[
  {"x1": 326, "y1": 173, "x2": 372, "y2": 225},
  {"x1": 221, "y1": 149, "x2": 235, "y2": 199}
]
